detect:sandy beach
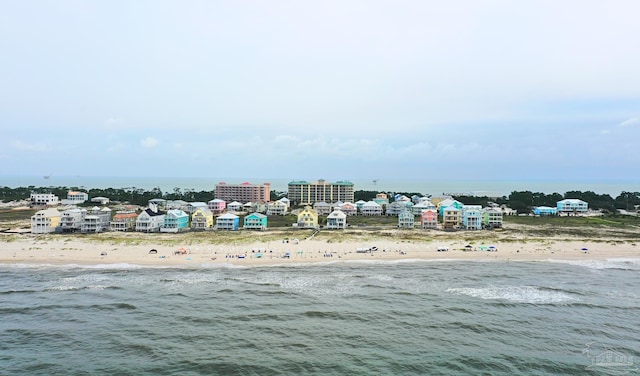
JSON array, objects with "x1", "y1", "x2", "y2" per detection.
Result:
[{"x1": 1, "y1": 226, "x2": 639, "y2": 266}]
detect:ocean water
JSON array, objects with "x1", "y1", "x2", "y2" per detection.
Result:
[{"x1": 2, "y1": 259, "x2": 639, "y2": 375}]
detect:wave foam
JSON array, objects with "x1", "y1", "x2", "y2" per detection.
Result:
[
  {"x1": 550, "y1": 258, "x2": 640, "y2": 270},
  {"x1": 447, "y1": 285, "x2": 576, "y2": 304}
]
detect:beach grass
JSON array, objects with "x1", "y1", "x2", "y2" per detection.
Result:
[{"x1": 2, "y1": 209, "x2": 639, "y2": 247}]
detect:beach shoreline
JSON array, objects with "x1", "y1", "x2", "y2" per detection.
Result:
[{"x1": 2, "y1": 231, "x2": 639, "y2": 267}]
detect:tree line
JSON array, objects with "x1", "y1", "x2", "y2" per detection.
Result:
[
  {"x1": 1, "y1": 186, "x2": 639, "y2": 214},
  {"x1": 455, "y1": 191, "x2": 640, "y2": 214}
]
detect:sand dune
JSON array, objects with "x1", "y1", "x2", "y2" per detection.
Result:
[{"x1": 1, "y1": 228, "x2": 638, "y2": 266}]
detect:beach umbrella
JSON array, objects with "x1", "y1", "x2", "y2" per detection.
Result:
[
  {"x1": 581, "y1": 247, "x2": 588, "y2": 253},
  {"x1": 489, "y1": 245, "x2": 497, "y2": 251}
]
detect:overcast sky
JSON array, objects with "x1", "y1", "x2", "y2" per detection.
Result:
[{"x1": 1, "y1": 1, "x2": 639, "y2": 183}]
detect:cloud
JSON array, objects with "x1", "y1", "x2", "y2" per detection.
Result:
[
  {"x1": 12, "y1": 140, "x2": 50, "y2": 152},
  {"x1": 618, "y1": 117, "x2": 638, "y2": 127},
  {"x1": 140, "y1": 137, "x2": 159, "y2": 148}
]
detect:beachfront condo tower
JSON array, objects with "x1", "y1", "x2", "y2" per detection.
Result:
[
  {"x1": 287, "y1": 179, "x2": 355, "y2": 206},
  {"x1": 215, "y1": 182, "x2": 271, "y2": 204}
]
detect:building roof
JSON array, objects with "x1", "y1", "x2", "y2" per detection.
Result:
[
  {"x1": 166, "y1": 209, "x2": 188, "y2": 217},
  {"x1": 558, "y1": 198, "x2": 587, "y2": 204},
  {"x1": 34, "y1": 208, "x2": 61, "y2": 217},
  {"x1": 113, "y1": 212, "x2": 138, "y2": 219},
  {"x1": 144, "y1": 208, "x2": 165, "y2": 217},
  {"x1": 363, "y1": 201, "x2": 382, "y2": 208},
  {"x1": 327, "y1": 210, "x2": 347, "y2": 218}
]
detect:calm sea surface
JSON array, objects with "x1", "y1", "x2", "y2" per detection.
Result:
[
  {"x1": 1, "y1": 258, "x2": 639, "y2": 375},
  {"x1": 2, "y1": 175, "x2": 639, "y2": 197}
]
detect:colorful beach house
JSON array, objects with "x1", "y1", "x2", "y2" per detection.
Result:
[
  {"x1": 482, "y1": 208, "x2": 503, "y2": 228},
  {"x1": 339, "y1": 202, "x2": 357, "y2": 216},
  {"x1": 61, "y1": 191, "x2": 88, "y2": 205},
  {"x1": 191, "y1": 207, "x2": 213, "y2": 230},
  {"x1": 420, "y1": 209, "x2": 438, "y2": 229},
  {"x1": 557, "y1": 199, "x2": 588, "y2": 214},
  {"x1": 361, "y1": 201, "x2": 383, "y2": 216},
  {"x1": 216, "y1": 213, "x2": 239, "y2": 230},
  {"x1": 208, "y1": 199, "x2": 226, "y2": 214},
  {"x1": 244, "y1": 213, "x2": 268, "y2": 230},
  {"x1": 412, "y1": 200, "x2": 436, "y2": 215},
  {"x1": 297, "y1": 206, "x2": 319, "y2": 229},
  {"x1": 442, "y1": 207, "x2": 461, "y2": 229},
  {"x1": 398, "y1": 210, "x2": 415, "y2": 229},
  {"x1": 136, "y1": 205, "x2": 166, "y2": 232},
  {"x1": 326, "y1": 210, "x2": 347, "y2": 229},
  {"x1": 438, "y1": 199, "x2": 464, "y2": 217},
  {"x1": 110, "y1": 211, "x2": 138, "y2": 232},
  {"x1": 462, "y1": 205, "x2": 483, "y2": 230},
  {"x1": 373, "y1": 193, "x2": 389, "y2": 206},
  {"x1": 533, "y1": 206, "x2": 557, "y2": 216},
  {"x1": 161, "y1": 209, "x2": 190, "y2": 233},
  {"x1": 31, "y1": 208, "x2": 61, "y2": 234}
]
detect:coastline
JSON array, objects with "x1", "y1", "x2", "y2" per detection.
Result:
[{"x1": 2, "y1": 232, "x2": 639, "y2": 267}]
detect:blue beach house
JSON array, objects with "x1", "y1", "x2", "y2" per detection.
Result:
[
  {"x1": 398, "y1": 210, "x2": 415, "y2": 229},
  {"x1": 244, "y1": 213, "x2": 268, "y2": 230},
  {"x1": 557, "y1": 199, "x2": 588, "y2": 214},
  {"x1": 161, "y1": 209, "x2": 190, "y2": 233},
  {"x1": 216, "y1": 213, "x2": 240, "y2": 230},
  {"x1": 461, "y1": 205, "x2": 483, "y2": 230},
  {"x1": 438, "y1": 199, "x2": 464, "y2": 217},
  {"x1": 533, "y1": 206, "x2": 557, "y2": 216}
]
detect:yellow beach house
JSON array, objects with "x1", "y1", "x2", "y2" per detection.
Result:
[{"x1": 297, "y1": 206, "x2": 319, "y2": 229}]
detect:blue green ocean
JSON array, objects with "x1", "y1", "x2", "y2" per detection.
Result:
[{"x1": 1, "y1": 259, "x2": 639, "y2": 375}]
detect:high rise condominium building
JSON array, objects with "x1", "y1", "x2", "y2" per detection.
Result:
[
  {"x1": 287, "y1": 179, "x2": 354, "y2": 206},
  {"x1": 215, "y1": 182, "x2": 271, "y2": 203}
]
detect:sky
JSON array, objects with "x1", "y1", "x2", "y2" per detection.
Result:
[{"x1": 1, "y1": 0, "x2": 639, "y2": 183}]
